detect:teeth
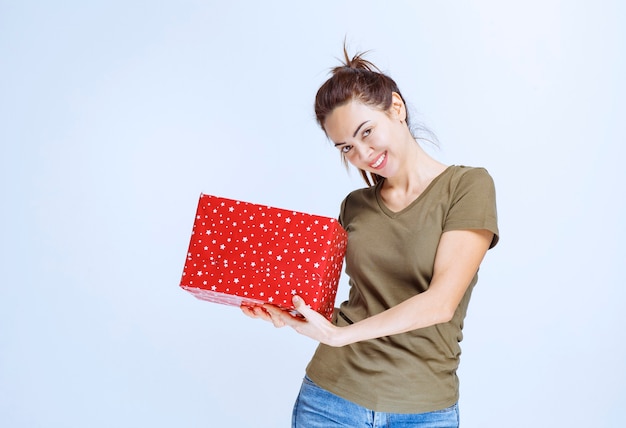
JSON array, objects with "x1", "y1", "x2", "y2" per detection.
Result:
[{"x1": 371, "y1": 153, "x2": 385, "y2": 168}]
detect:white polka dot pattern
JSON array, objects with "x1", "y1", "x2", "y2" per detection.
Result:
[{"x1": 180, "y1": 194, "x2": 347, "y2": 320}]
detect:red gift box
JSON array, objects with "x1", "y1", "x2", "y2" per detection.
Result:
[{"x1": 180, "y1": 194, "x2": 347, "y2": 320}]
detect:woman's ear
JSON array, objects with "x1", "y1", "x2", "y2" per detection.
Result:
[{"x1": 390, "y1": 92, "x2": 407, "y2": 122}]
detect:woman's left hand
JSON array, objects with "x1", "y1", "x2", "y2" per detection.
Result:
[{"x1": 262, "y1": 296, "x2": 344, "y2": 347}]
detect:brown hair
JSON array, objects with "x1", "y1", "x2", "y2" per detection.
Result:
[{"x1": 314, "y1": 46, "x2": 412, "y2": 186}]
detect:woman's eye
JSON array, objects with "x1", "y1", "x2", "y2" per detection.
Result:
[
  {"x1": 341, "y1": 145, "x2": 352, "y2": 154},
  {"x1": 363, "y1": 129, "x2": 371, "y2": 138}
]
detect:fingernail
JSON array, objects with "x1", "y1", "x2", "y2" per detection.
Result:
[{"x1": 293, "y1": 296, "x2": 301, "y2": 304}]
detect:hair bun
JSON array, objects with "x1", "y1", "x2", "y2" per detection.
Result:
[{"x1": 333, "y1": 47, "x2": 381, "y2": 74}]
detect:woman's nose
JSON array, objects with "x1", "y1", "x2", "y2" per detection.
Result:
[{"x1": 353, "y1": 143, "x2": 373, "y2": 163}]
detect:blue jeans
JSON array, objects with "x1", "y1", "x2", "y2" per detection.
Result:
[{"x1": 292, "y1": 376, "x2": 459, "y2": 428}]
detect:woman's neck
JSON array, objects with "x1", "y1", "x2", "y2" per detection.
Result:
[{"x1": 383, "y1": 140, "x2": 447, "y2": 195}]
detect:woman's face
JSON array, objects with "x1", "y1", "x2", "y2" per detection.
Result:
[{"x1": 324, "y1": 97, "x2": 406, "y2": 179}]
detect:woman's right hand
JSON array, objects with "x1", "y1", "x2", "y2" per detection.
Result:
[
  {"x1": 241, "y1": 301, "x2": 305, "y2": 330},
  {"x1": 240, "y1": 304, "x2": 278, "y2": 324}
]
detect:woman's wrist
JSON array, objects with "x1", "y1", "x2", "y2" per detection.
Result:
[{"x1": 328, "y1": 324, "x2": 354, "y2": 347}]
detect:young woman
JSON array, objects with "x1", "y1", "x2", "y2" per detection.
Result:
[{"x1": 242, "y1": 48, "x2": 499, "y2": 427}]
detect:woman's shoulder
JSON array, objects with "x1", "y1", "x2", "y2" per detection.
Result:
[
  {"x1": 448, "y1": 164, "x2": 492, "y2": 177},
  {"x1": 338, "y1": 185, "x2": 378, "y2": 221},
  {"x1": 446, "y1": 165, "x2": 495, "y2": 187},
  {"x1": 343, "y1": 183, "x2": 378, "y2": 203}
]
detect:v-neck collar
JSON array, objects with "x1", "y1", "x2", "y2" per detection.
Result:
[{"x1": 375, "y1": 165, "x2": 455, "y2": 218}]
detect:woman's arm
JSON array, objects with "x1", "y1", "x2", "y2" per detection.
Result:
[{"x1": 245, "y1": 228, "x2": 494, "y2": 347}]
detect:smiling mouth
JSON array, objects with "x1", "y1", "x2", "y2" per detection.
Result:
[{"x1": 369, "y1": 152, "x2": 386, "y2": 169}]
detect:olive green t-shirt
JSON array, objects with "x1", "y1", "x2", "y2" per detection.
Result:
[{"x1": 305, "y1": 165, "x2": 499, "y2": 413}]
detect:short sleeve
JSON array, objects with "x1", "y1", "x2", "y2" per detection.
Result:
[{"x1": 443, "y1": 167, "x2": 499, "y2": 248}]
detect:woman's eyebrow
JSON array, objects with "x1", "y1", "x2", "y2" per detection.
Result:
[
  {"x1": 333, "y1": 120, "x2": 370, "y2": 147},
  {"x1": 352, "y1": 120, "x2": 370, "y2": 137}
]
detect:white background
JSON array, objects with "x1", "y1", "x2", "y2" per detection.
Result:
[{"x1": 1, "y1": 1, "x2": 625, "y2": 426}]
